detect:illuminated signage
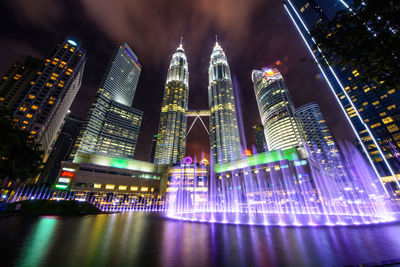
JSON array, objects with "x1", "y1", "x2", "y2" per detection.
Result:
[
  {"x1": 58, "y1": 178, "x2": 70, "y2": 183},
  {"x1": 62, "y1": 167, "x2": 75, "y2": 172},
  {"x1": 60, "y1": 171, "x2": 74, "y2": 178},
  {"x1": 55, "y1": 184, "x2": 68, "y2": 190}
]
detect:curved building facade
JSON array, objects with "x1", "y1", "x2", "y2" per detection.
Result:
[
  {"x1": 208, "y1": 41, "x2": 241, "y2": 163},
  {"x1": 154, "y1": 42, "x2": 189, "y2": 164},
  {"x1": 252, "y1": 68, "x2": 304, "y2": 151}
]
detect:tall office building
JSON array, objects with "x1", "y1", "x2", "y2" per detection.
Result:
[
  {"x1": 208, "y1": 41, "x2": 241, "y2": 164},
  {"x1": 12, "y1": 39, "x2": 86, "y2": 161},
  {"x1": 43, "y1": 114, "x2": 83, "y2": 183},
  {"x1": 252, "y1": 68, "x2": 304, "y2": 151},
  {"x1": 0, "y1": 56, "x2": 41, "y2": 110},
  {"x1": 296, "y1": 102, "x2": 344, "y2": 175},
  {"x1": 253, "y1": 124, "x2": 268, "y2": 153},
  {"x1": 284, "y1": 0, "x2": 400, "y2": 181},
  {"x1": 71, "y1": 42, "x2": 142, "y2": 160},
  {"x1": 149, "y1": 134, "x2": 158, "y2": 163},
  {"x1": 154, "y1": 41, "x2": 189, "y2": 164}
]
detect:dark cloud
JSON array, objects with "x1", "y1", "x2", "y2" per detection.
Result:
[{"x1": 0, "y1": 0, "x2": 355, "y2": 161}]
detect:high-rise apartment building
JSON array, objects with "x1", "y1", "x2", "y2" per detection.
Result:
[
  {"x1": 71, "y1": 42, "x2": 142, "y2": 160},
  {"x1": 154, "y1": 41, "x2": 189, "y2": 165},
  {"x1": 252, "y1": 68, "x2": 304, "y2": 151},
  {"x1": 296, "y1": 102, "x2": 344, "y2": 175},
  {"x1": 253, "y1": 124, "x2": 268, "y2": 153},
  {"x1": 12, "y1": 39, "x2": 86, "y2": 161},
  {"x1": 0, "y1": 56, "x2": 41, "y2": 110},
  {"x1": 208, "y1": 41, "x2": 241, "y2": 164},
  {"x1": 284, "y1": 0, "x2": 400, "y2": 183}
]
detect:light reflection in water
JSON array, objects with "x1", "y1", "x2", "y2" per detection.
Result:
[
  {"x1": 3, "y1": 214, "x2": 400, "y2": 267},
  {"x1": 15, "y1": 216, "x2": 58, "y2": 267}
]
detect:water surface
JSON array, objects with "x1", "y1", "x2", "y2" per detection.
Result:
[{"x1": 1, "y1": 213, "x2": 400, "y2": 267}]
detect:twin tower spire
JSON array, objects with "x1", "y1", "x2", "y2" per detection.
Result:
[{"x1": 154, "y1": 38, "x2": 241, "y2": 165}]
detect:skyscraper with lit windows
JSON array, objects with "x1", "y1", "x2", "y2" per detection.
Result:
[
  {"x1": 154, "y1": 41, "x2": 189, "y2": 165},
  {"x1": 208, "y1": 41, "x2": 241, "y2": 164},
  {"x1": 296, "y1": 102, "x2": 344, "y2": 175},
  {"x1": 284, "y1": 0, "x2": 400, "y2": 182},
  {"x1": 71, "y1": 42, "x2": 142, "y2": 160},
  {"x1": 12, "y1": 39, "x2": 86, "y2": 161},
  {"x1": 0, "y1": 56, "x2": 41, "y2": 111},
  {"x1": 253, "y1": 124, "x2": 268, "y2": 153},
  {"x1": 252, "y1": 68, "x2": 304, "y2": 152}
]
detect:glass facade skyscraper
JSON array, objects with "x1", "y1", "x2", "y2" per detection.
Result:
[
  {"x1": 253, "y1": 124, "x2": 268, "y2": 153},
  {"x1": 296, "y1": 102, "x2": 344, "y2": 176},
  {"x1": 154, "y1": 42, "x2": 189, "y2": 165},
  {"x1": 208, "y1": 41, "x2": 241, "y2": 164},
  {"x1": 252, "y1": 68, "x2": 304, "y2": 151},
  {"x1": 71, "y1": 42, "x2": 142, "y2": 160},
  {"x1": 284, "y1": 0, "x2": 400, "y2": 183},
  {"x1": 11, "y1": 39, "x2": 86, "y2": 161}
]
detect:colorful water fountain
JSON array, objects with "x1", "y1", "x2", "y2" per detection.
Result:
[{"x1": 166, "y1": 146, "x2": 396, "y2": 226}]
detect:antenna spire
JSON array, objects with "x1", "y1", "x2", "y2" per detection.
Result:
[{"x1": 215, "y1": 34, "x2": 218, "y2": 43}]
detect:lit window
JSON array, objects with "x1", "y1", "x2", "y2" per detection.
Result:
[
  {"x1": 130, "y1": 186, "x2": 138, "y2": 191},
  {"x1": 31, "y1": 105, "x2": 38, "y2": 110},
  {"x1": 387, "y1": 124, "x2": 399, "y2": 133},
  {"x1": 19, "y1": 107, "x2": 27, "y2": 112},
  {"x1": 141, "y1": 187, "x2": 148, "y2": 192},
  {"x1": 93, "y1": 184, "x2": 101, "y2": 189},
  {"x1": 382, "y1": 117, "x2": 394, "y2": 124},
  {"x1": 28, "y1": 94, "x2": 35, "y2": 99},
  {"x1": 105, "y1": 184, "x2": 115, "y2": 190},
  {"x1": 26, "y1": 114, "x2": 33, "y2": 118},
  {"x1": 118, "y1": 185, "x2": 127, "y2": 190},
  {"x1": 22, "y1": 120, "x2": 29, "y2": 125}
]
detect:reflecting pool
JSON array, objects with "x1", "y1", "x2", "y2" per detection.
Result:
[{"x1": 1, "y1": 213, "x2": 400, "y2": 267}]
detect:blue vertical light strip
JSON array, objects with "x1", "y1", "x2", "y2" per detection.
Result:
[{"x1": 284, "y1": 2, "x2": 398, "y2": 196}]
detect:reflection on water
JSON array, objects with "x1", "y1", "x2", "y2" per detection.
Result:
[
  {"x1": 16, "y1": 217, "x2": 58, "y2": 267},
  {"x1": 0, "y1": 213, "x2": 400, "y2": 267}
]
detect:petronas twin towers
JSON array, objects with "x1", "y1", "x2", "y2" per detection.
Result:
[{"x1": 154, "y1": 39, "x2": 242, "y2": 165}]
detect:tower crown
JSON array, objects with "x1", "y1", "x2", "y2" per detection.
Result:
[{"x1": 166, "y1": 40, "x2": 189, "y2": 86}]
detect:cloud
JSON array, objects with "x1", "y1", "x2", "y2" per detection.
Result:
[
  {"x1": 5, "y1": 0, "x2": 65, "y2": 31},
  {"x1": 78, "y1": 0, "x2": 264, "y2": 64}
]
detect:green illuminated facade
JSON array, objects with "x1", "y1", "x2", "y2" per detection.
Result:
[
  {"x1": 154, "y1": 42, "x2": 189, "y2": 165},
  {"x1": 215, "y1": 147, "x2": 299, "y2": 173}
]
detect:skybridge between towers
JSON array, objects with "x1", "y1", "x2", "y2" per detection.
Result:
[{"x1": 186, "y1": 110, "x2": 210, "y2": 136}]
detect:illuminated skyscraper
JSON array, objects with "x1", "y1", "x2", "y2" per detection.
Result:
[
  {"x1": 208, "y1": 41, "x2": 241, "y2": 163},
  {"x1": 12, "y1": 39, "x2": 86, "y2": 161},
  {"x1": 252, "y1": 68, "x2": 304, "y2": 151},
  {"x1": 71, "y1": 42, "x2": 142, "y2": 160},
  {"x1": 154, "y1": 41, "x2": 189, "y2": 164},
  {"x1": 253, "y1": 124, "x2": 268, "y2": 153},
  {"x1": 284, "y1": 0, "x2": 400, "y2": 181},
  {"x1": 296, "y1": 102, "x2": 344, "y2": 175},
  {"x1": 0, "y1": 56, "x2": 41, "y2": 110}
]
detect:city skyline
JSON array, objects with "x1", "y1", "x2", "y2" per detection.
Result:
[{"x1": 0, "y1": 0, "x2": 353, "y2": 161}]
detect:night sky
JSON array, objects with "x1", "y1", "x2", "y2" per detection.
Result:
[{"x1": 0, "y1": 0, "x2": 354, "y2": 161}]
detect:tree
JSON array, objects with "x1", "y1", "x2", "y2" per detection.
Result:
[
  {"x1": 0, "y1": 108, "x2": 44, "y2": 182},
  {"x1": 310, "y1": 0, "x2": 400, "y2": 91}
]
